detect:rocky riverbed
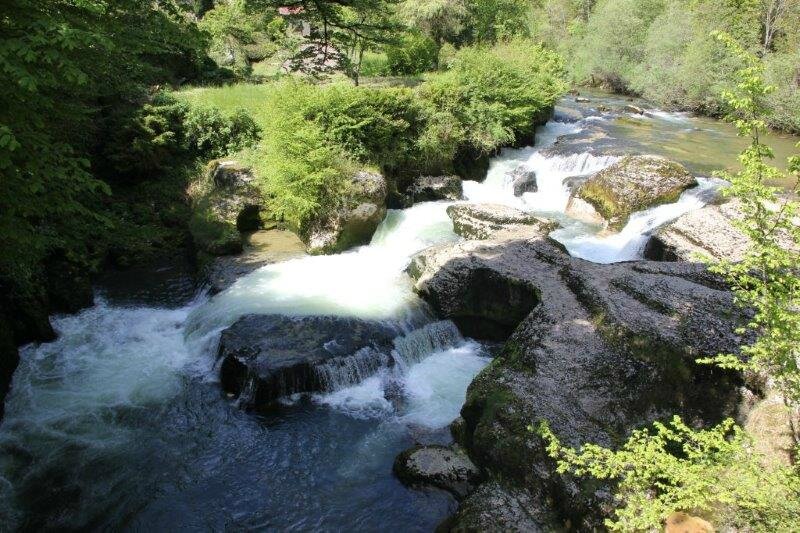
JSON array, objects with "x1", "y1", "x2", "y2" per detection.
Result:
[
  {"x1": 2, "y1": 91, "x2": 795, "y2": 530},
  {"x1": 402, "y1": 211, "x2": 746, "y2": 529}
]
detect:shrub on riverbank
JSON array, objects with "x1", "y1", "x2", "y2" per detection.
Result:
[{"x1": 178, "y1": 40, "x2": 566, "y2": 232}]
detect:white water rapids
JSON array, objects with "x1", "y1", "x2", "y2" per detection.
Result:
[{"x1": 0, "y1": 103, "x2": 725, "y2": 529}]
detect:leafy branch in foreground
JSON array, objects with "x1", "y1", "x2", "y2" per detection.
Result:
[
  {"x1": 536, "y1": 417, "x2": 800, "y2": 532},
  {"x1": 696, "y1": 32, "x2": 800, "y2": 407}
]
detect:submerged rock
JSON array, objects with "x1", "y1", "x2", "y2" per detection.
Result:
[
  {"x1": 446, "y1": 204, "x2": 557, "y2": 241},
  {"x1": 402, "y1": 175, "x2": 463, "y2": 206},
  {"x1": 393, "y1": 445, "x2": 480, "y2": 499},
  {"x1": 218, "y1": 314, "x2": 399, "y2": 405},
  {"x1": 408, "y1": 230, "x2": 746, "y2": 529},
  {"x1": 509, "y1": 165, "x2": 537, "y2": 196},
  {"x1": 644, "y1": 199, "x2": 749, "y2": 262},
  {"x1": 304, "y1": 171, "x2": 387, "y2": 254},
  {"x1": 205, "y1": 230, "x2": 307, "y2": 293},
  {"x1": 569, "y1": 155, "x2": 697, "y2": 230}
]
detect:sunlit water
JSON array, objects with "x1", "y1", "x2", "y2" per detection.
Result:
[{"x1": 3, "y1": 92, "x2": 794, "y2": 529}]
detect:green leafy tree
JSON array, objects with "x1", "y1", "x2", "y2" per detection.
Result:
[
  {"x1": 697, "y1": 32, "x2": 800, "y2": 407},
  {"x1": 0, "y1": 0, "x2": 207, "y2": 291},
  {"x1": 462, "y1": 0, "x2": 531, "y2": 43},
  {"x1": 399, "y1": 0, "x2": 467, "y2": 50},
  {"x1": 538, "y1": 417, "x2": 800, "y2": 531}
]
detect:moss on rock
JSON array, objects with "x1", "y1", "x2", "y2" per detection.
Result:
[{"x1": 574, "y1": 155, "x2": 696, "y2": 230}]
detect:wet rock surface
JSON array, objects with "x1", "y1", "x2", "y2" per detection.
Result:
[
  {"x1": 218, "y1": 314, "x2": 400, "y2": 405},
  {"x1": 402, "y1": 175, "x2": 463, "y2": 206},
  {"x1": 446, "y1": 203, "x2": 557, "y2": 241},
  {"x1": 509, "y1": 165, "x2": 538, "y2": 196},
  {"x1": 569, "y1": 155, "x2": 697, "y2": 230},
  {"x1": 407, "y1": 230, "x2": 746, "y2": 529},
  {"x1": 393, "y1": 445, "x2": 480, "y2": 499},
  {"x1": 644, "y1": 199, "x2": 750, "y2": 262}
]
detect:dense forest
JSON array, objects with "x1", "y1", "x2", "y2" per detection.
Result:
[{"x1": 1, "y1": 0, "x2": 799, "y2": 530}]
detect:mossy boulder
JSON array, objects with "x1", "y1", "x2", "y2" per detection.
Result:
[
  {"x1": 569, "y1": 155, "x2": 696, "y2": 230},
  {"x1": 189, "y1": 160, "x2": 268, "y2": 256},
  {"x1": 303, "y1": 171, "x2": 387, "y2": 254}
]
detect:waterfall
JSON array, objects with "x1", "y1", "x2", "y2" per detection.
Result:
[
  {"x1": 392, "y1": 320, "x2": 464, "y2": 369},
  {"x1": 314, "y1": 347, "x2": 391, "y2": 392},
  {"x1": 553, "y1": 177, "x2": 726, "y2": 263}
]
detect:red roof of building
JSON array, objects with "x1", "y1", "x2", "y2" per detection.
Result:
[{"x1": 278, "y1": 6, "x2": 305, "y2": 15}]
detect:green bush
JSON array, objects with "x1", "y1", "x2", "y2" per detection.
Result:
[
  {"x1": 183, "y1": 106, "x2": 261, "y2": 159},
  {"x1": 385, "y1": 33, "x2": 439, "y2": 75},
  {"x1": 103, "y1": 93, "x2": 190, "y2": 180},
  {"x1": 103, "y1": 93, "x2": 260, "y2": 179},
  {"x1": 418, "y1": 40, "x2": 567, "y2": 153},
  {"x1": 538, "y1": 417, "x2": 800, "y2": 532},
  {"x1": 303, "y1": 85, "x2": 426, "y2": 170}
]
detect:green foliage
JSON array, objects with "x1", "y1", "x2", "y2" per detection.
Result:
[
  {"x1": 697, "y1": 33, "x2": 800, "y2": 405},
  {"x1": 199, "y1": 0, "x2": 284, "y2": 77},
  {"x1": 103, "y1": 94, "x2": 191, "y2": 179},
  {"x1": 418, "y1": 41, "x2": 567, "y2": 153},
  {"x1": 399, "y1": 0, "x2": 467, "y2": 47},
  {"x1": 178, "y1": 41, "x2": 566, "y2": 227},
  {"x1": 0, "y1": 0, "x2": 208, "y2": 293},
  {"x1": 103, "y1": 93, "x2": 260, "y2": 179},
  {"x1": 385, "y1": 33, "x2": 439, "y2": 75},
  {"x1": 184, "y1": 106, "x2": 261, "y2": 159},
  {"x1": 302, "y1": 85, "x2": 426, "y2": 169},
  {"x1": 537, "y1": 417, "x2": 800, "y2": 531},
  {"x1": 462, "y1": 0, "x2": 531, "y2": 43},
  {"x1": 530, "y1": 0, "x2": 800, "y2": 131}
]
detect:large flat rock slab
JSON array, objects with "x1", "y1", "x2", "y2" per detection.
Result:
[{"x1": 407, "y1": 230, "x2": 746, "y2": 529}]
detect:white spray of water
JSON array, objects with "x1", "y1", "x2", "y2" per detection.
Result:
[
  {"x1": 553, "y1": 177, "x2": 724, "y2": 263},
  {"x1": 461, "y1": 117, "x2": 723, "y2": 263},
  {"x1": 185, "y1": 201, "x2": 456, "y2": 340},
  {"x1": 0, "y1": 299, "x2": 203, "y2": 448}
]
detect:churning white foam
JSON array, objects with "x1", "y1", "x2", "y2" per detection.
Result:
[
  {"x1": 185, "y1": 201, "x2": 457, "y2": 340},
  {"x1": 553, "y1": 177, "x2": 724, "y2": 263}
]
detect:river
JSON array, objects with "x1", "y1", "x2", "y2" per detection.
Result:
[{"x1": 0, "y1": 93, "x2": 796, "y2": 530}]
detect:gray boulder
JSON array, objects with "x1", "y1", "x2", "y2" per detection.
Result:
[
  {"x1": 509, "y1": 165, "x2": 537, "y2": 196},
  {"x1": 568, "y1": 155, "x2": 697, "y2": 230},
  {"x1": 644, "y1": 200, "x2": 750, "y2": 262},
  {"x1": 403, "y1": 175, "x2": 463, "y2": 206},
  {"x1": 408, "y1": 229, "x2": 746, "y2": 529},
  {"x1": 218, "y1": 314, "x2": 400, "y2": 405},
  {"x1": 304, "y1": 171, "x2": 388, "y2": 254},
  {"x1": 446, "y1": 204, "x2": 557, "y2": 241},
  {"x1": 393, "y1": 445, "x2": 480, "y2": 499}
]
